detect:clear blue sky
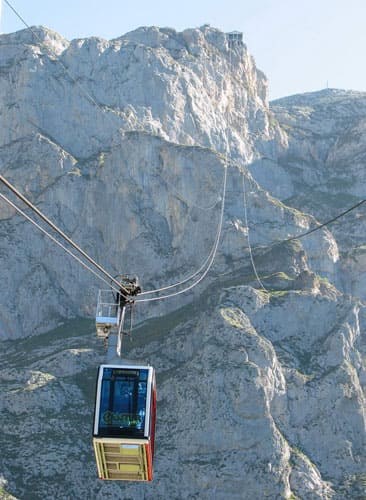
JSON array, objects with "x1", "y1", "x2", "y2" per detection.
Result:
[{"x1": 1, "y1": 0, "x2": 366, "y2": 100}]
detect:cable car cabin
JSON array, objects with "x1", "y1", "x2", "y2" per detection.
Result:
[{"x1": 93, "y1": 364, "x2": 156, "y2": 481}]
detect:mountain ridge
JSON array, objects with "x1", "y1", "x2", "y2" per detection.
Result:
[{"x1": 0, "y1": 25, "x2": 365, "y2": 499}]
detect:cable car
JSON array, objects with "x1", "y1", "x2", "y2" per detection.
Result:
[{"x1": 93, "y1": 364, "x2": 156, "y2": 481}]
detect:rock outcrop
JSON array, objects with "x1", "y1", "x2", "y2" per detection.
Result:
[
  {"x1": 0, "y1": 25, "x2": 334, "y2": 339},
  {"x1": 0, "y1": 26, "x2": 365, "y2": 500},
  {"x1": 270, "y1": 89, "x2": 366, "y2": 300}
]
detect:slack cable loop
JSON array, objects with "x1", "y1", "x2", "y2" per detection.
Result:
[
  {"x1": 241, "y1": 173, "x2": 268, "y2": 292},
  {"x1": 135, "y1": 163, "x2": 228, "y2": 303},
  {"x1": 138, "y1": 209, "x2": 222, "y2": 296},
  {"x1": 139, "y1": 166, "x2": 227, "y2": 296},
  {"x1": 0, "y1": 192, "x2": 121, "y2": 295},
  {"x1": 138, "y1": 44, "x2": 234, "y2": 301}
]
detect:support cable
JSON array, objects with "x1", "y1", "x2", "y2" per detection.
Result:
[
  {"x1": 4, "y1": 0, "x2": 148, "y2": 143},
  {"x1": 3, "y1": 0, "x2": 102, "y2": 111},
  {"x1": 239, "y1": 198, "x2": 366, "y2": 291},
  {"x1": 281, "y1": 198, "x2": 366, "y2": 244},
  {"x1": 0, "y1": 192, "x2": 121, "y2": 294},
  {"x1": 3, "y1": 0, "x2": 30, "y2": 32},
  {"x1": 250, "y1": 197, "x2": 366, "y2": 257},
  {"x1": 139, "y1": 169, "x2": 226, "y2": 296},
  {"x1": 0, "y1": 175, "x2": 128, "y2": 295},
  {"x1": 135, "y1": 163, "x2": 228, "y2": 303},
  {"x1": 136, "y1": 45, "x2": 233, "y2": 302},
  {"x1": 241, "y1": 172, "x2": 268, "y2": 291}
]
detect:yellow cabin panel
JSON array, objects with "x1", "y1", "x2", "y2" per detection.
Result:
[
  {"x1": 119, "y1": 464, "x2": 140, "y2": 473},
  {"x1": 93, "y1": 438, "x2": 151, "y2": 481}
]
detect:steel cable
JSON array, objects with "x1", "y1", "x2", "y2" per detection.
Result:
[
  {"x1": 136, "y1": 163, "x2": 228, "y2": 302},
  {"x1": 0, "y1": 192, "x2": 122, "y2": 294},
  {"x1": 136, "y1": 47, "x2": 233, "y2": 301},
  {"x1": 241, "y1": 172, "x2": 268, "y2": 291},
  {"x1": 0, "y1": 175, "x2": 128, "y2": 296}
]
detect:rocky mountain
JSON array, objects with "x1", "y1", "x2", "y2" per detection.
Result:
[
  {"x1": 0, "y1": 25, "x2": 365, "y2": 500},
  {"x1": 270, "y1": 89, "x2": 366, "y2": 301}
]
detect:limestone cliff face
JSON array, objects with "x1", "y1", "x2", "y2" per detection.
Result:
[
  {"x1": 0, "y1": 25, "x2": 281, "y2": 159},
  {"x1": 0, "y1": 26, "x2": 365, "y2": 500},
  {"x1": 0, "y1": 25, "x2": 331, "y2": 339},
  {"x1": 0, "y1": 282, "x2": 365, "y2": 499},
  {"x1": 270, "y1": 89, "x2": 366, "y2": 300}
]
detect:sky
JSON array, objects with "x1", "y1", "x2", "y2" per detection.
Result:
[{"x1": 1, "y1": 0, "x2": 366, "y2": 100}]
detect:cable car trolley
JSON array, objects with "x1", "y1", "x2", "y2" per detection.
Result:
[{"x1": 93, "y1": 277, "x2": 157, "y2": 481}]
